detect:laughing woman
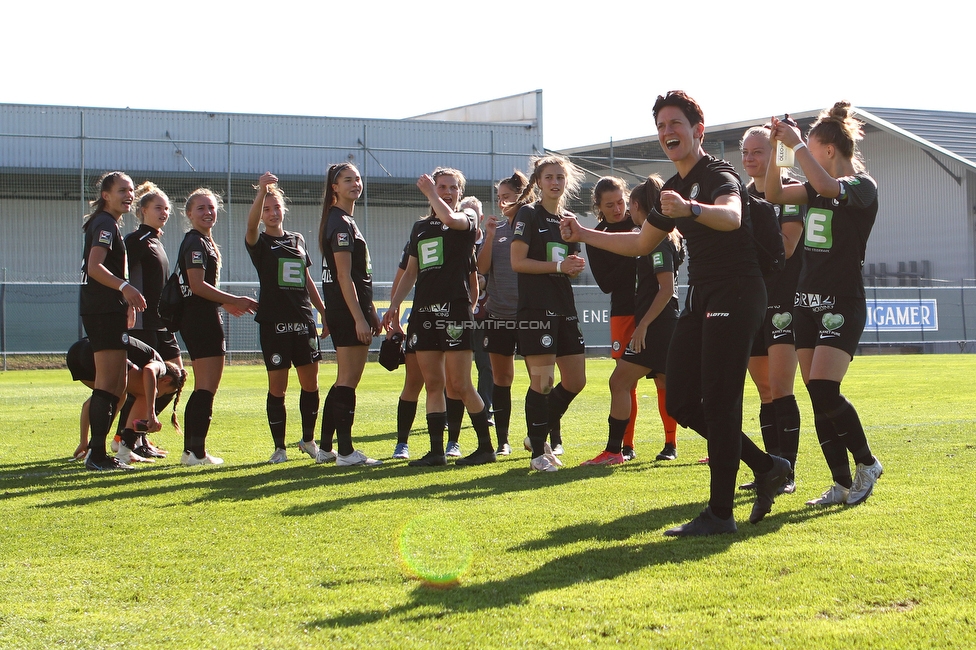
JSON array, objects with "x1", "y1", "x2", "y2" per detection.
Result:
[
  {"x1": 80, "y1": 171, "x2": 147, "y2": 471},
  {"x1": 247, "y1": 172, "x2": 327, "y2": 464},
  {"x1": 178, "y1": 188, "x2": 258, "y2": 466},
  {"x1": 766, "y1": 102, "x2": 883, "y2": 507},
  {"x1": 561, "y1": 91, "x2": 790, "y2": 534}
]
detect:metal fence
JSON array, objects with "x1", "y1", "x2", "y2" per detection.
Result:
[{"x1": 3, "y1": 281, "x2": 976, "y2": 370}]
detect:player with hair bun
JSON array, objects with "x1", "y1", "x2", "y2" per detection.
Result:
[
  {"x1": 247, "y1": 172, "x2": 327, "y2": 464},
  {"x1": 767, "y1": 101, "x2": 883, "y2": 507},
  {"x1": 476, "y1": 170, "x2": 534, "y2": 456},
  {"x1": 178, "y1": 188, "x2": 258, "y2": 466}
]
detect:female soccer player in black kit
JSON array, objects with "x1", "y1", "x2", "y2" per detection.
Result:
[
  {"x1": 247, "y1": 172, "x2": 328, "y2": 464},
  {"x1": 178, "y1": 189, "x2": 258, "y2": 466},
  {"x1": 510, "y1": 155, "x2": 587, "y2": 472},
  {"x1": 766, "y1": 102, "x2": 883, "y2": 507},
  {"x1": 80, "y1": 171, "x2": 148, "y2": 471},
  {"x1": 318, "y1": 163, "x2": 383, "y2": 467},
  {"x1": 582, "y1": 175, "x2": 682, "y2": 467},
  {"x1": 383, "y1": 168, "x2": 495, "y2": 467},
  {"x1": 477, "y1": 170, "x2": 534, "y2": 456},
  {"x1": 738, "y1": 126, "x2": 806, "y2": 494},
  {"x1": 562, "y1": 91, "x2": 790, "y2": 534}
]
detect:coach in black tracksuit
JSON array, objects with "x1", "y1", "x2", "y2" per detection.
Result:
[{"x1": 561, "y1": 91, "x2": 790, "y2": 535}]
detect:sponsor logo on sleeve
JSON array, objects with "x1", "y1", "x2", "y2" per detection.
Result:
[
  {"x1": 98, "y1": 230, "x2": 113, "y2": 245},
  {"x1": 514, "y1": 221, "x2": 525, "y2": 236},
  {"x1": 191, "y1": 251, "x2": 204, "y2": 265},
  {"x1": 336, "y1": 233, "x2": 350, "y2": 247}
]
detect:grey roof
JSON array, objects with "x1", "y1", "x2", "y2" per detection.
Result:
[
  {"x1": 559, "y1": 107, "x2": 976, "y2": 176},
  {"x1": 862, "y1": 107, "x2": 976, "y2": 165}
]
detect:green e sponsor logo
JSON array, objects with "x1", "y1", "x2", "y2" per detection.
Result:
[
  {"x1": 805, "y1": 208, "x2": 833, "y2": 249},
  {"x1": 418, "y1": 237, "x2": 444, "y2": 269},
  {"x1": 652, "y1": 251, "x2": 664, "y2": 269},
  {"x1": 547, "y1": 242, "x2": 569, "y2": 263},
  {"x1": 279, "y1": 259, "x2": 306, "y2": 287}
]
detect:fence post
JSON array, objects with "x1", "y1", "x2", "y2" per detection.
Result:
[
  {"x1": 2, "y1": 267, "x2": 6, "y2": 372},
  {"x1": 963, "y1": 282, "x2": 969, "y2": 342}
]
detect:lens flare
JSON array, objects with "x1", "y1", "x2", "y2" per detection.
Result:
[{"x1": 398, "y1": 513, "x2": 473, "y2": 588}]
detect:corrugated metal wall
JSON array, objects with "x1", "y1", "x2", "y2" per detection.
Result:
[
  {"x1": 0, "y1": 104, "x2": 541, "y2": 284},
  {"x1": 860, "y1": 131, "x2": 973, "y2": 283}
]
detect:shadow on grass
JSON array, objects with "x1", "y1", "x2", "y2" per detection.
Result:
[{"x1": 307, "y1": 503, "x2": 838, "y2": 628}]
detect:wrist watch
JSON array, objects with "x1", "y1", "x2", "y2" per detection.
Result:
[{"x1": 690, "y1": 201, "x2": 702, "y2": 218}]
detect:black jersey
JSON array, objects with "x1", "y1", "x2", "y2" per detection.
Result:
[
  {"x1": 666, "y1": 155, "x2": 761, "y2": 285},
  {"x1": 797, "y1": 173, "x2": 879, "y2": 299},
  {"x1": 635, "y1": 237, "x2": 681, "y2": 322},
  {"x1": 397, "y1": 241, "x2": 410, "y2": 271},
  {"x1": 320, "y1": 206, "x2": 373, "y2": 317},
  {"x1": 80, "y1": 211, "x2": 127, "y2": 315},
  {"x1": 247, "y1": 231, "x2": 315, "y2": 324},
  {"x1": 125, "y1": 224, "x2": 168, "y2": 330},
  {"x1": 179, "y1": 229, "x2": 220, "y2": 314},
  {"x1": 512, "y1": 203, "x2": 580, "y2": 315},
  {"x1": 587, "y1": 217, "x2": 640, "y2": 317},
  {"x1": 407, "y1": 209, "x2": 477, "y2": 308},
  {"x1": 749, "y1": 182, "x2": 806, "y2": 300}
]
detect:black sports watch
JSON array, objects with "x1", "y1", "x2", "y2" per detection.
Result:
[{"x1": 690, "y1": 201, "x2": 702, "y2": 218}]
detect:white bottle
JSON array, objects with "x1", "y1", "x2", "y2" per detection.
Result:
[{"x1": 776, "y1": 114, "x2": 797, "y2": 168}]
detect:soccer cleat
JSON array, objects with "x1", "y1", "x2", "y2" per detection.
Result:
[
  {"x1": 111, "y1": 435, "x2": 122, "y2": 453},
  {"x1": 698, "y1": 456, "x2": 710, "y2": 464},
  {"x1": 297, "y1": 439, "x2": 319, "y2": 460},
  {"x1": 580, "y1": 450, "x2": 625, "y2": 466},
  {"x1": 655, "y1": 445, "x2": 677, "y2": 461},
  {"x1": 408, "y1": 452, "x2": 447, "y2": 467},
  {"x1": 523, "y1": 436, "x2": 532, "y2": 452},
  {"x1": 392, "y1": 443, "x2": 410, "y2": 459},
  {"x1": 622, "y1": 446, "x2": 637, "y2": 461},
  {"x1": 530, "y1": 455, "x2": 558, "y2": 472},
  {"x1": 134, "y1": 445, "x2": 166, "y2": 460},
  {"x1": 445, "y1": 441, "x2": 462, "y2": 458},
  {"x1": 847, "y1": 458, "x2": 883, "y2": 505},
  {"x1": 779, "y1": 478, "x2": 796, "y2": 495},
  {"x1": 664, "y1": 507, "x2": 737, "y2": 537},
  {"x1": 495, "y1": 443, "x2": 512, "y2": 456},
  {"x1": 739, "y1": 480, "x2": 757, "y2": 491},
  {"x1": 542, "y1": 442, "x2": 563, "y2": 467},
  {"x1": 116, "y1": 443, "x2": 154, "y2": 465},
  {"x1": 85, "y1": 456, "x2": 134, "y2": 472},
  {"x1": 315, "y1": 449, "x2": 337, "y2": 464},
  {"x1": 268, "y1": 448, "x2": 288, "y2": 464},
  {"x1": 551, "y1": 443, "x2": 564, "y2": 456},
  {"x1": 750, "y1": 455, "x2": 791, "y2": 524},
  {"x1": 806, "y1": 483, "x2": 850, "y2": 506},
  {"x1": 180, "y1": 451, "x2": 224, "y2": 466},
  {"x1": 455, "y1": 449, "x2": 497, "y2": 466},
  {"x1": 336, "y1": 449, "x2": 382, "y2": 467}
]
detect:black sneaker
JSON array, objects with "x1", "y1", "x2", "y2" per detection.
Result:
[
  {"x1": 664, "y1": 507, "x2": 737, "y2": 537},
  {"x1": 85, "y1": 456, "x2": 134, "y2": 472},
  {"x1": 750, "y1": 455, "x2": 791, "y2": 524},
  {"x1": 622, "y1": 446, "x2": 637, "y2": 461},
  {"x1": 454, "y1": 449, "x2": 497, "y2": 466},
  {"x1": 134, "y1": 445, "x2": 167, "y2": 459},
  {"x1": 655, "y1": 445, "x2": 677, "y2": 461},
  {"x1": 738, "y1": 480, "x2": 757, "y2": 491},
  {"x1": 408, "y1": 452, "x2": 447, "y2": 467}
]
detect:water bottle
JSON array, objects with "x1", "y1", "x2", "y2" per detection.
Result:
[{"x1": 776, "y1": 114, "x2": 799, "y2": 168}]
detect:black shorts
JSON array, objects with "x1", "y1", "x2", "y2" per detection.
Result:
[
  {"x1": 66, "y1": 338, "x2": 96, "y2": 382},
  {"x1": 406, "y1": 302, "x2": 473, "y2": 352},
  {"x1": 482, "y1": 314, "x2": 520, "y2": 356},
  {"x1": 82, "y1": 312, "x2": 129, "y2": 352},
  {"x1": 794, "y1": 293, "x2": 865, "y2": 357},
  {"x1": 180, "y1": 309, "x2": 226, "y2": 360},
  {"x1": 621, "y1": 315, "x2": 676, "y2": 376},
  {"x1": 325, "y1": 306, "x2": 371, "y2": 349},
  {"x1": 260, "y1": 321, "x2": 321, "y2": 369},
  {"x1": 750, "y1": 302, "x2": 797, "y2": 357},
  {"x1": 129, "y1": 328, "x2": 182, "y2": 362},
  {"x1": 516, "y1": 309, "x2": 585, "y2": 357}
]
